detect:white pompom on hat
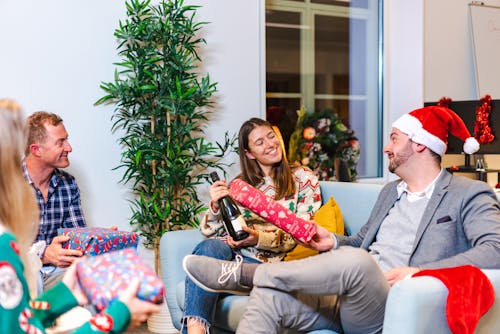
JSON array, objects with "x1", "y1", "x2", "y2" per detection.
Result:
[{"x1": 392, "y1": 106, "x2": 480, "y2": 156}]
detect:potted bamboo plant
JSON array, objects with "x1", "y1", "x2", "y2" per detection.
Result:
[{"x1": 95, "y1": 0, "x2": 234, "y2": 273}]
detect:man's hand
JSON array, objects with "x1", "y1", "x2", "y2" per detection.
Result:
[
  {"x1": 307, "y1": 224, "x2": 335, "y2": 252},
  {"x1": 42, "y1": 235, "x2": 83, "y2": 267},
  {"x1": 385, "y1": 266, "x2": 420, "y2": 286}
]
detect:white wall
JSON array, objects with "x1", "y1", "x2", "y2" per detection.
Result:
[
  {"x1": 0, "y1": 0, "x2": 263, "y2": 230},
  {"x1": 380, "y1": 0, "x2": 424, "y2": 181},
  {"x1": 424, "y1": 0, "x2": 500, "y2": 101},
  {"x1": 384, "y1": 0, "x2": 424, "y2": 132}
]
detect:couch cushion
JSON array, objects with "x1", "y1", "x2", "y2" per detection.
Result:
[
  {"x1": 319, "y1": 181, "x2": 383, "y2": 235},
  {"x1": 285, "y1": 197, "x2": 344, "y2": 261}
]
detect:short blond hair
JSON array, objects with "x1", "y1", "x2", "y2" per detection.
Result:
[{"x1": 25, "y1": 111, "x2": 63, "y2": 156}]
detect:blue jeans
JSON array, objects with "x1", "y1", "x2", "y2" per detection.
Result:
[
  {"x1": 182, "y1": 238, "x2": 260, "y2": 333},
  {"x1": 37, "y1": 265, "x2": 66, "y2": 296}
]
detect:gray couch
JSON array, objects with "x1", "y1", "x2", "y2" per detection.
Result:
[{"x1": 160, "y1": 181, "x2": 500, "y2": 333}]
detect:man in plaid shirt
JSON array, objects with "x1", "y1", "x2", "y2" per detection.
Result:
[{"x1": 23, "y1": 111, "x2": 87, "y2": 295}]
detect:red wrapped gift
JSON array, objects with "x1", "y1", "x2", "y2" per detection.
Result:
[
  {"x1": 58, "y1": 227, "x2": 138, "y2": 256},
  {"x1": 229, "y1": 179, "x2": 317, "y2": 243},
  {"x1": 76, "y1": 248, "x2": 165, "y2": 311}
]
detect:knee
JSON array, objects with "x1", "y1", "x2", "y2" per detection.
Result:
[
  {"x1": 248, "y1": 287, "x2": 289, "y2": 318},
  {"x1": 342, "y1": 247, "x2": 380, "y2": 277},
  {"x1": 238, "y1": 288, "x2": 283, "y2": 333},
  {"x1": 244, "y1": 288, "x2": 308, "y2": 330},
  {"x1": 192, "y1": 238, "x2": 233, "y2": 259}
]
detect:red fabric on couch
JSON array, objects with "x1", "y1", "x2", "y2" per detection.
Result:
[{"x1": 413, "y1": 265, "x2": 494, "y2": 334}]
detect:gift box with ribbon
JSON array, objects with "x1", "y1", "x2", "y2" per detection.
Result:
[
  {"x1": 229, "y1": 178, "x2": 317, "y2": 243},
  {"x1": 58, "y1": 227, "x2": 138, "y2": 256},
  {"x1": 76, "y1": 248, "x2": 165, "y2": 311}
]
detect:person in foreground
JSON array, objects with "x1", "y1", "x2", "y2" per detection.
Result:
[
  {"x1": 23, "y1": 111, "x2": 87, "y2": 294},
  {"x1": 0, "y1": 99, "x2": 161, "y2": 333},
  {"x1": 183, "y1": 106, "x2": 500, "y2": 334},
  {"x1": 181, "y1": 118, "x2": 321, "y2": 334}
]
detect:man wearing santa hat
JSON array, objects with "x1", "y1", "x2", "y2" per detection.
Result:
[{"x1": 183, "y1": 106, "x2": 500, "y2": 334}]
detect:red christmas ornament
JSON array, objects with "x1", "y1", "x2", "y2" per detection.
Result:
[
  {"x1": 303, "y1": 126, "x2": 316, "y2": 141},
  {"x1": 474, "y1": 95, "x2": 494, "y2": 145}
]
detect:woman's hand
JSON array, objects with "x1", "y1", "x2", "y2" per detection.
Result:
[
  {"x1": 118, "y1": 278, "x2": 162, "y2": 329},
  {"x1": 61, "y1": 260, "x2": 89, "y2": 306},
  {"x1": 209, "y1": 180, "x2": 230, "y2": 212},
  {"x1": 227, "y1": 226, "x2": 259, "y2": 248}
]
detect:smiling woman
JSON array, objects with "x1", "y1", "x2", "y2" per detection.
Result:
[
  {"x1": 241, "y1": 121, "x2": 284, "y2": 178},
  {"x1": 179, "y1": 117, "x2": 322, "y2": 334}
]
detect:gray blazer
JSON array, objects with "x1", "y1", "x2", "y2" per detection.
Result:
[{"x1": 338, "y1": 170, "x2": 500, "y2": 269}]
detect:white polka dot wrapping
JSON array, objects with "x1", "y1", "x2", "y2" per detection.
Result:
[
  {"x1": 76, "y1": 248, "x2": 164, "y2": 311},
  {"x1": 229, "y1": 179, "x2": 317, "y2": 243}
]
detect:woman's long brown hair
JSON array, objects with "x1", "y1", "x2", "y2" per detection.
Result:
[{"x1": 237, "y1": 118, "x2": 296, "y2": 200}]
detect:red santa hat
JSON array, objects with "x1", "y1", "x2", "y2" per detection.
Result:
[
  {"x1": 413, "y1": 265, "x2": 495, "y2": 334},
  {"x1": 392, "y1": 106, "x2": 480, "y2": 156}
]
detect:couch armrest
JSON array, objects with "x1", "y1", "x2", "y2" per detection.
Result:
[
  {"x1": 159, "y1": 229, "x2": 204, "y2": 329},
  {"x1": 383, "y1": 270, "x2": 500, "y2": 334}
]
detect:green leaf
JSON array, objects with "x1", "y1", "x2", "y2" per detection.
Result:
[
  {"x1": 95, "y1": 0, "x2": 233, "y2": 246},
  {"x1": 134, "y1": 150, "x2": 142, "y2": 165},
  {"x1": 138, "y1": 84, "x2": 157, "y2": 91}
]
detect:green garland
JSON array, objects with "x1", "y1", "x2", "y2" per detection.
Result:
[{"x1": 288, "y1": 108, "x2": 360, "y2": 181}]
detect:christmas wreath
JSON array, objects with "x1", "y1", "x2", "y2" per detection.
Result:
[{"x1": 288, "y1": 108, "x2": 360, "y2": 181}]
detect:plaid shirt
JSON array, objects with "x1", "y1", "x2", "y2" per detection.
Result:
[{"x1": 22, "y1": 161, "x2": 86, "y2": 245}]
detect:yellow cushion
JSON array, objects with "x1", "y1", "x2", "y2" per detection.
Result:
[{"x1": 284, "y1": 197, "x2": 344, "y2": 261}]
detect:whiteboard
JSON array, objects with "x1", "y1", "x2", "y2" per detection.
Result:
[{"x1": 469, "y1": 3, "x2": 500, "y2": 99}]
